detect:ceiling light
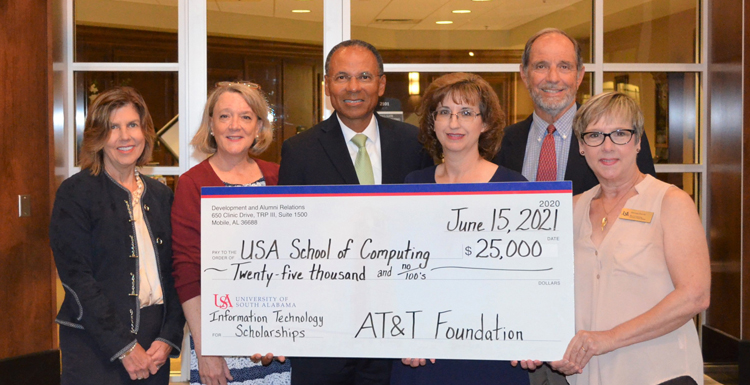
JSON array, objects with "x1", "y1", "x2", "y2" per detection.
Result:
[
  {"x1": 452, "y1": 10, "x2": 471, "y2": 14},
  {"x1": 469, "y1": 52, "x2": 475, "y2": 57},
  {"x1": 472, "y1": 0, "x2": 491, "y2": 2},
  {"x1": 435, "y1": 21, "x2": 453, "y2": 25},
  {"x1": 292, "y1": 9, "x2": 311, "y2": 13}
]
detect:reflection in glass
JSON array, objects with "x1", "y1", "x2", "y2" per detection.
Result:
[
  {"x1": 352, "y1": 0, "x2": 592, "y2": 64},
  {"x1": 157, "y1": 115, "x2": 179, "y2": 162},
  {"x1": 381, "y1": 72, "x2": 592, "y2": 128},
  {"x1": 74, "y1": 71, "x2": 179, "y2": 167},
  {"x1": 603, "y1": 72, "x2": 699, "y2": 164},
  {"x1": 207, "y1": 0, "x2": 324, "y2": 163},
  {"x1": 604, "y1": 0, "x2": 699, "y2": 63},
  {"x1": 75, "y1": 0, "x2": 178, "y2": 62}
]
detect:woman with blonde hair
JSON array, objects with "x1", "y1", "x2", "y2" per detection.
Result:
[{"x1": 172, "y1": 82, "x2": 289, "y2": 385}]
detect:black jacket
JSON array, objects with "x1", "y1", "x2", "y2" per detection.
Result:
[
  {"x1": 493, "y1": 114, "x2": 657, "y2": 195},
  {"x1": 278, "y1": 112, "x2": 433, "y2": 185},
  {"x1": 50, "y1": 170, "x2": 184, "y2": 361}
]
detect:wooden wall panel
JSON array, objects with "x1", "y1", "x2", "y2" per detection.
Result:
[
  {"x1": 743, "y1": 0, "x2": 750, "y2": 343},
  {"x1": 0, "y1": 0, "x2": 55, "y2": 359},
  {"x1": 742, "y1": 2, "x2": 750, "y2": 380},
  {"x1": 706, "y1": 0, "x2": 743, "y2": 341}
]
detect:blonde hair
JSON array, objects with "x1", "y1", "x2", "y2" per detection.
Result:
[
  {"x1": 192, "y1": 82, "x2": 274, "y2": 156},
  {"x1": 573, "y1": 91, "x2": 644, "y2": 144},
  {"x1": 79, "y1": 87, "x2": 155, "y2": 175}
]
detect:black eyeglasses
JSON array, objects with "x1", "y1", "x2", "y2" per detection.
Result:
[{"x1": 580, "y1": 129, "x2": 636, "y2": 147}]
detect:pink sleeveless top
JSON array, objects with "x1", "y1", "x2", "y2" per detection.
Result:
[{"x1": 569, "y1": 175, "x2": 704, "y2": 385}]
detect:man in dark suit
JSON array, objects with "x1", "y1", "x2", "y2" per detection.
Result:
[
  {"x1": 278, "y1": 40, "x2": 432, "y2": 384},
  {"x1": 493, "y1": 28, "x2": 655, "y2": 196}
]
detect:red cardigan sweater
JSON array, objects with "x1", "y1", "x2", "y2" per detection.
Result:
[{"x1": 171, "y1": 158, "x2": 279, "y2": 303}]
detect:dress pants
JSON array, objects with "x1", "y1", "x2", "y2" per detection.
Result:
[{"x1": 60, "y1": 305, "x2": 171, "y2": 385}]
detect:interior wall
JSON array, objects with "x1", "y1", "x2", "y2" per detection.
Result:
[
  {"x1": 744, "y1": 0, "x2": 750, "y2": 344},
  {"x1": 705, "y1": 0, "x2": 744, "y2": 362},
  {"x1": 0, "y1": 0, "x2": 55, "y2": 360},
  {"x1": 743, "y1": 2, "x2": 750, "y2": 380}
]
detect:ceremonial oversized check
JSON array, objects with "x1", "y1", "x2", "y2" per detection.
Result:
[{"x1": 201, "y1": 182, "x2": 574, "y2": 361}]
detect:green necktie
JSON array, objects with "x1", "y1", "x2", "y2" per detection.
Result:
[{"x1": 351, "y1": 133, "x2": 374, "y2": 185}]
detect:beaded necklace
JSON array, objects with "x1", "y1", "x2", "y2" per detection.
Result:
[{"x1": 132, "y1": 170, "x2": 144, "y2": 207}]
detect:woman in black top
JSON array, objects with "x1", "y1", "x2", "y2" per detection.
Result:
[
  {"x1": 50, "y1": 87, "x2": 184, "y2": 384},
  {"x1": 394, "y1": 73, "x2": 527, "y2": 385}
]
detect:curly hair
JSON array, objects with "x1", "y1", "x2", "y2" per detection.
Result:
[
  {"x1": 416, "y1": 72, "x2": 505, "y2": 162},
  {"x1": 79, "y1": 86, "x2": 155, "y2": 175}
]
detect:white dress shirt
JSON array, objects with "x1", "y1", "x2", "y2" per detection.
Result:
[{"x1": 338, "y1": 114, "x2": 383, "y2": 185}]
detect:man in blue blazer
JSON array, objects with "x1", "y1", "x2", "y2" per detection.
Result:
[
  {"x1": 493, "y1": 28, "x2": 655, "y2": 196},
  {"x1": 278, "y1": 39, "x2": 432, "y2": 384}
]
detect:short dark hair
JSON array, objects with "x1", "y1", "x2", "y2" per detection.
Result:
[
  {"x1": 324, "y1": 39, "x2": 384, "y2": 75},
  {"x1": 416, "y1": 73, "x2": 506, "y2": 162},
  {"x1": 521, "y1": 28, "x2": 583, "y2": 73},
  {"x1": 79, "y1": 87, "x2": 155, "y2": 175}
]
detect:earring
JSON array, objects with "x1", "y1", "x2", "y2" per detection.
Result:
[
  {"x1": 580, "y1": 151, "x2": 584, "y2": 155},
  {"x1": 636, "y1": 148, "x2": 640, "y2": 153}
]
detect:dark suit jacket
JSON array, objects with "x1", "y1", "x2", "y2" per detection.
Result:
[
  {"x1": 493, "y1": 114, "x2": 657, "y2": 195},
  {"x1": 50, "y1": 170, "x2": 185, "y2": 362},
  {"x1": 279, "y1": 112, "x2": 433, "y2": 186},
  {"x1": 277, "y1": 112, "x2": 432, "y2": 385}
]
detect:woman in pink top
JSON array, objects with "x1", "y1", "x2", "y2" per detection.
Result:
[{"x1": 519, "y1": 92, "x2": 710, "y2": 385}]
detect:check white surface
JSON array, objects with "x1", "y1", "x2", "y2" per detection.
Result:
[{"x1": 201, "y1": 182, "x2": 574, "y2": 361}]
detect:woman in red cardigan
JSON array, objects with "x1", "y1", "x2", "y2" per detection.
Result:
[{"x1": 171, "y1": 82, "x2": 288, "y2": 385}]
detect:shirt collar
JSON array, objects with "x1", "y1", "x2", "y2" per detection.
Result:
[
  {"x1": 338, "y1": 113, "x2": 379, "y2": 143},
  {"x1": 531, "y1": 104, "x2": 577, "y2": 140}
]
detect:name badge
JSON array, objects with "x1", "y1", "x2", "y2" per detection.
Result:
[{"x1": 619, "y1": 208, "x2": 653, "y2": 223}]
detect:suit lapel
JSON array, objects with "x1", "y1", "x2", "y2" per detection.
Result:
[
  {"x1": 317, "y1": 113, "x2": 360, "y2": 184},
  {"x1": 511, "y1": 115, "x2": 533, "y2": 172},
  {"x1": 564, "y1": 123, "x2": 599, "y2": 194},
  {"x1": 565, "y1": 138, "x2": 583, "y2": 180},
  {"x1": 377, "y1": 114, "x2": 400, "y2": 184}
]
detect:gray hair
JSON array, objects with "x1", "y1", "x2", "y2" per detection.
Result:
[
  {"x1": 324, "y1": 39, "x2": 384, "y2": 76},
  {"x1": 521, "y1": 28, "x2": 583, "y2": 73}
]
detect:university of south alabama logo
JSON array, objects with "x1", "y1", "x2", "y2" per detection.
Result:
[{"x1": 214, "y1": 294, "x2": 233, "y2": 309}]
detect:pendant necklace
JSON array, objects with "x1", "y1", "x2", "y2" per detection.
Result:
[{"x1": 598, "y1": 176, "x2": 641, "y2": 231}]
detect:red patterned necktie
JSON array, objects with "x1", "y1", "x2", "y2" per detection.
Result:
[{"x1": 536, "y1": 124, "x2": 557, "y2": 181}]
